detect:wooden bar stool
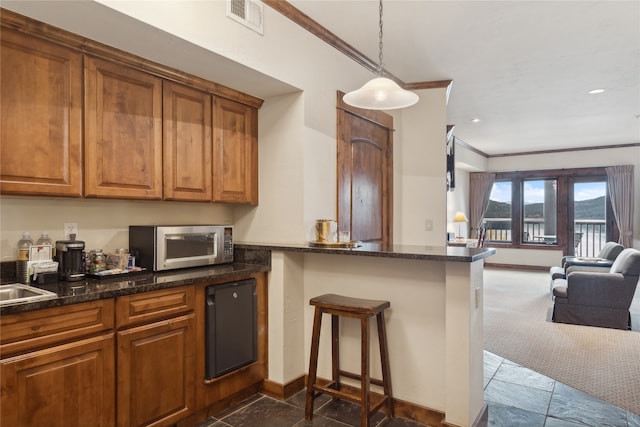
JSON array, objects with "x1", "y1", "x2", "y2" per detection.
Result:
[{"x1": 305, "y1": 294, "x2": 393, "y2": 427}]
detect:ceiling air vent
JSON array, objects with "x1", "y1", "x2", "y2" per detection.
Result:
[{"x1": 227, "y1": 0, "x2": 264, "y2": 35}]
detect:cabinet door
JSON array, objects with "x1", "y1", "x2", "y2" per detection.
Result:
[
  {"x1": 163, "y1": 81, "x2": 212, "y2": 201},
  {"x1": 213, "y1": 97, "x2": 258, "y2": 204},
  {"x1": 117, "y1": 313, "x2": 195, "y2": 427},
  {"x1": 0, "y1": 333, "x2": 115, "y2": 427},
  {"x1": 0, "y1": 29, "x2": 82, "y2": 197},
  {"x1": 84, "y1": 56, "x2": 163, "y2": 199}
]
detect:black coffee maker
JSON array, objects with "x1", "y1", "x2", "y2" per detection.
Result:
[{"x1": 56, "y1": 237, "x2": 85, "y2": 281}]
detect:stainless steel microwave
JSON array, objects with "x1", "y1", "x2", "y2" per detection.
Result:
[{"x1": 129, "y1": 225, "x2": 233, "y2": 271}]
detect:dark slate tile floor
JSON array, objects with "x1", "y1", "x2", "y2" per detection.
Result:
[{"x1": 196, "y1": 351, "x2": 640, "y2": 427}]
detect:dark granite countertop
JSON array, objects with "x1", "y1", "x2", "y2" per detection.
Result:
[
  {"x1": 235, "y1": 242, "x2": 496, "y2": 262},
  {"x1": 1, "y1": 242, "x2": 494, "y2": 315},
  {"x1": 1, "y1": 262, "x2": 269, "y2": 315}
]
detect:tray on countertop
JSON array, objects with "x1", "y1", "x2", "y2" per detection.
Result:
[
  {"x1": 86, "y1": 268, "x2": 148, "y2": 280},
  {"x1": 307, "y1": 241, "x2": 361, "y2": 248}
]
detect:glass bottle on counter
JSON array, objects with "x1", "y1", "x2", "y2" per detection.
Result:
[
  {"x1": 89, "y1": 249, "x2": 107, "y2": 273},
  {"x1": 16, "y1": 232, "x2": 34, "y2": 284},
  {"x1": 17, "y1": 232, "x2": 34, "y2": 261},
  {"x1": 36, "y1": 231, "x2": 53, "y2": 246},
  {"x1": 36, "y1": 231, "x2": 54, "y2": 256}
]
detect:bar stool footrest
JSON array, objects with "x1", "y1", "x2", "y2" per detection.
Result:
[{"x1": 312, "y1": 381, "x2": 389, "y2": 415}]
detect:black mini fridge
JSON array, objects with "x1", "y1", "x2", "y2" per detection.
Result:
[{"x1": 205, "y1": 279, "x2": 257, "y2": 379}]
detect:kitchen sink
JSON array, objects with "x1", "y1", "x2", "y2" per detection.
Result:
[{"x1": 0, "y1": 283, "x2": 58, "y2": 306}]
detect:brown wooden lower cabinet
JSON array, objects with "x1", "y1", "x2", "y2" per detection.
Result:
[
  {"x1": 0, "y1": 274, "x2": 268, "y2": 427},
  {"x1": 0, "y1": 333, "x2": 115, "y2": 427},
  {"x1": 117, "y1": 313, "x2": 195, "y2": 427}
]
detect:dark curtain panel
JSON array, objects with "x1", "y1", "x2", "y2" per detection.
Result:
[
  {"x1": 606, "y1": 165, "x2": 634, "y2": 247},
  {"x1": 469, "y1": 172, "x2": 496, "y2": 238}
]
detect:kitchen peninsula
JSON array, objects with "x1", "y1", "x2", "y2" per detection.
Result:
[
  {"x1": 1, "y1": 243, "x2": 493, "y2": 427},
  {"x1": 238, "y1": 242, "x2": 495, "y2": 427}
]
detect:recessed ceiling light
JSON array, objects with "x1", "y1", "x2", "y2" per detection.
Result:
[
  {"x1": 588, "y1": 89, "x2": 605, "y2": 94},
  {"x1": 471, "y1": 118, "x2": 480, "y2": 123}
]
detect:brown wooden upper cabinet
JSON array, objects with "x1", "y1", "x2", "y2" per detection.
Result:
[
  {"x1": 0, "y1": 29, "x2": 83, "y2": 197},
  {"x1": 0, "y1": 14, "x2": 262, "y2": 205},
  {"x1": 213, "y1": 97, "x2": 258, "y2": 205},
  {"x1": 84, "y1": 56, "x2": 163, "y2": 199},
  {"x1": 163, "y1": 81, "x2": 213, "y2": 202}
]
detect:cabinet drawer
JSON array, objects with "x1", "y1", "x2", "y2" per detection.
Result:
[
  {"x1": 116, "y1": 286, "x2": 194, "y2": 328},
  {"x1": 0, "y1": 299, "x2": 115, "y2": 357}
]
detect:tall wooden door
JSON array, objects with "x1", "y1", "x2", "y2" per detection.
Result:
[{"x1": 337, "y1": 92, "x2": 394, "y2": 248}]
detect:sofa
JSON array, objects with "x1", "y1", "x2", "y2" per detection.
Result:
[
  {"x1": 549, "y1": 241, "x2": 624, "y2": 282},
  {"x1": 551, "y1": 248, "x2": 640, "y2": 330}
]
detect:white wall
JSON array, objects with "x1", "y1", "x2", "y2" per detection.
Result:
[
  {"x1": 0, "y1": 196, "x2": 233, "y2": 260},
  {"x1": 396, "y1": 88, "x2": 448, "y2": 246},
  {"x1": 302, "y1": 253, "x2": 448, "y2": 410},
  {"x1": 233, "y1": 93, "x2": 307, "y2": 244}
]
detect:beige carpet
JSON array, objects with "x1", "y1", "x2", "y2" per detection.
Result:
[{"x1": 483, "y1": 268, "x2": 640, "y2": 415}]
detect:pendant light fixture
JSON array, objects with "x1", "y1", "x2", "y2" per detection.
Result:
[{"x1": 343, "y1": 0, "x2": 419, "y2": 110}]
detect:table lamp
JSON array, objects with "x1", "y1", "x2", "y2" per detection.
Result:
[{"x1": 452, "y1": 211, "x2": 468, "y2": 241}]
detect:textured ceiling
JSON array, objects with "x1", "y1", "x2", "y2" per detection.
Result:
[{"x1": 291, "y1": 0, "x2": 640, "y2": 155}]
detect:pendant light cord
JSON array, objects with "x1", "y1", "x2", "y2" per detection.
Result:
[{"x1": 378, "y1": 0, "x2": 384, "y2": 77}]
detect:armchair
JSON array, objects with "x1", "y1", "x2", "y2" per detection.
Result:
[
  {"x1": 549, "y1": 241, "x2": 624, "y2": 281},
  {"x1": 551, "y1": 248, "x2": 640, "y2": 330}
]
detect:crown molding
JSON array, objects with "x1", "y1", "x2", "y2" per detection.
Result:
[
  {"x1": 263, "y1": 0, "x2": 449, "y2": 90},
  {"x1": 404, "y1": 80, "x2": 453, "y2": 90},
  {"x1": 455, "y1": 137, "x2": 489, "y2": 158},
  {"x1": 489, "y1": 142, "x2": 640, "y2": 158}
]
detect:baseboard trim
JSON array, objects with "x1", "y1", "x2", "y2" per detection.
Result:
[
  {"x1": 485, "y1": 262, "x2": 549, "y2": 272},
  {"x1": 260, "y1": 375, "x2": 306, "y2": 400},
  {"x1": 263, "y1": 375, "x2": 449, "y2": 427},
  {"x1": 393, "y1": 396, "x2": 446, "y2": 426}
]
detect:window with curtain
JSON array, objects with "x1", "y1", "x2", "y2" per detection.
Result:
[{"x1": 483, "y1": 167, "x2": 619, "y2": 255}]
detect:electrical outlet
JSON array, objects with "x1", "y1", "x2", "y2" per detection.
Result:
[{"x1": 64, "y1": 222, "x2": 78, "y2": 239}]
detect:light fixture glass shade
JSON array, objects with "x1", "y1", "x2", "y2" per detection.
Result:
[
  {"x1": 453, "y1": 211, "x2": 468, "y2": 223},
  {"x1": 343, "y1": 77, "x2": 419, "y2": 110}
]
